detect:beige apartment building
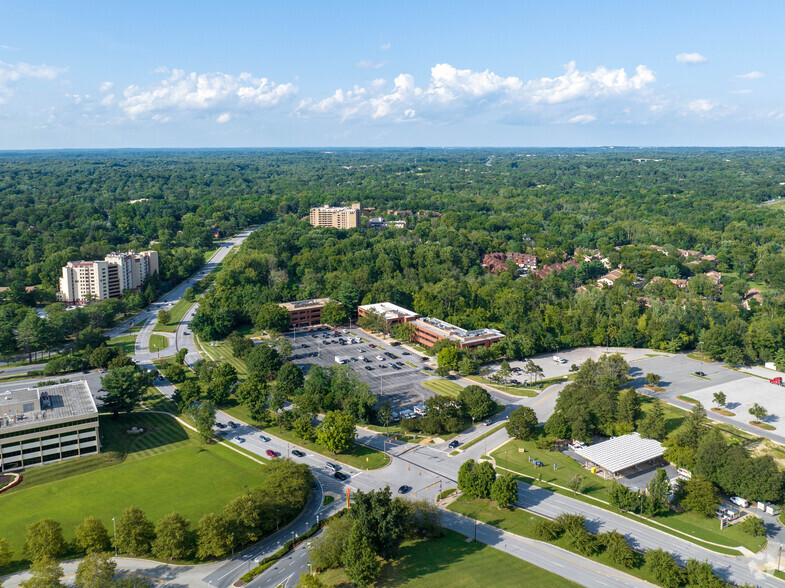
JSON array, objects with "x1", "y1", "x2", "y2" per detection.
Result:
[
  {"x1": 279, "y1": 298, "x2": 331, "y2": 328},
  {"x1": 0, "y1": 380, "x2": 100, "y2": 474},
  {"x1": 309, "y1": 204, "x2": 361, "y2": 229},
  {"x1": 59, "y1": 250, "x2": 159, "y2": 303}
]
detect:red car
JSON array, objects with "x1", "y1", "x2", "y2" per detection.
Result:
[
  {"x1": 369, "y1": 343, "x2": 375, "y2": 348},
  {"x1": 266, "y1": 449, "x2": 279, "y2": 458}
]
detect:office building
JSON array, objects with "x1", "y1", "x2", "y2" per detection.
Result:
[
  {"x1": 358, "y1": 302, "x2": 419, "y2": 327},
  {"x1": 0, "y1": 381, "x2": 100, "y2": 474},
  {"x1": 413, "y1": 316, "x2": 505, "y2": 349},
  {"x1": 58, "y1": 250, "x2": 159, "y2": 303},
  {"x1": 309, "y1": 204, "x2": 361, "y2": 229},
  {"x1": 279, "y1": 298, "x2": 331, "y2": 328}
]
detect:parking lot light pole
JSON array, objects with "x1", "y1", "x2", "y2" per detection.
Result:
[{"x1": 112, "y1": 517, "x2": 117, "y2": 556}]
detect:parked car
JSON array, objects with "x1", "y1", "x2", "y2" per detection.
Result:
[
  {"x1": 368, "y1": 343, "x2": 376, "y2": 348},
  {"x1": 334, "y1": 471, "x2": 349, "y2": 481},
  {"x1": 402, "y1": 351, "x2": 410, "y2": 355},
  {"x1": 266, "y1": 449, "x2": 279, "y2": 458},
  {"x1": 694, "y1": 371, "x2": 707, "y2": 377},
  {"x1": 236, "y1": 437, "x2": 246, "y2": 444},
  {"x1": 376, "y1": 355, "x2": 384, "y2": 361},
  {"x1": 215, "y1": 422, "x2": 226, "y2": 429},
  {"x1": 365, "y1": 366, "x2": 374, "y2": 371},
  {"x1": 398, "y1": 485, "x2": 411, "y2": 494},
  {"x1": 228, "y1": 421, "x2": 237, "y2": 428},
  {"x1": 448, "y1": 440, "x2": 461, "y2": 449},
  {"x1": 292, "y1": 450, "x2": 306, "y2": 457}
]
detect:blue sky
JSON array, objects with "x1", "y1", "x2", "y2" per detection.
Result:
[{"x1": 1, "y1": 1, "x2": 783, "y2": 148}]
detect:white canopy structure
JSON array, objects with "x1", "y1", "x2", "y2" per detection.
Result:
[{"x1": 573, "y1": 433, "x2": 664, "y2": 476}]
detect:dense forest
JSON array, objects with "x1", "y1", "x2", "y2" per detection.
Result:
[{"x1": 5, "y1": 148, "x2": 785, "y2": 363}]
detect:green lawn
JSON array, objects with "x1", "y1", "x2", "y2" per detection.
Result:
[
  {"x1": 220, "y1": 404, "x2": 390, "y2": 470},
  {"x1": 464, "y1": 375, "x2": 538, "y2": 397},
  {"x1": 1, "y1": 412, "x2": 268, "y2": 558},
  {"x1": 422, "y1": 379, "x2": 464, "y2": 398},
  {"x1": 493, "y1": 433, "x2": 763, "y2": 553},
  {"x1": 107, "y1": 334, "x2": 137, "y2": 355},
  {"x1": 149, "y1": 333, "x2": 169, "y2": 353},
  {"x1": 154, "y1": 298, "x2": 194, "y2": 332},
  {"x1": 204, "y1": 339, "x2": 249, "y2": 378},
  {"x1": 319, "y1": 528, "x2": 581, "y2": 588}
]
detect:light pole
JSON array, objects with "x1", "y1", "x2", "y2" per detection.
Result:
[{"x1": 112, "y1": 517, "x2": 117, "y2": 556}]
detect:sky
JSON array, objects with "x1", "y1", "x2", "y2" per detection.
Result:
[{"x1": 1, "y1": 1, "x2": 784, "y2": 148}]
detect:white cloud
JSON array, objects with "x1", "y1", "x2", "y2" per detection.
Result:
[
  {"x1": 736, "y1": 71, "x2": 764, "y2": 80},
  {"x1": 0, "y1": 45, "x2": 18, "y2": 51},
  {"x1": 676, "y1": 52, "x2": 707, "y2": 64},
  {"x1": 99, "y1": 81, "x2": 114, "y2": 93},
  {"x1": 299, "y1": 61, "x2": 656, "y2": 125},
  {"x1": 216, "y1": 112, "x2": 231, "y2": 124},
  {"x1": 525, "y1": 61, "x2": 654, "y2": 104},
  {"x1": 567, "y1": 113, "x2": 596, "y2": 124},
  {"x1": 380, "y1": 43, "x2": 391, "y2": 51},
  {"x1": 688, "y1": 99, "x2": 715, "y2": 113},
  {"x1": 120, "y1": 69, "x2": 297, "y2": 119},
  {"x1": 731, "y1": 89, "x2": 753, "y2": 95},
  {"x1": 0, "y1": 60, "x2": 65, "y2": 102},
  {"x1": 356, "y1": 60, "x2": 388, "y2": 70}
]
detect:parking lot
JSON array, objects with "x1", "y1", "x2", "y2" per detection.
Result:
[{"x1": 284, "y1": 328, "x2": 438, "y2": 412}]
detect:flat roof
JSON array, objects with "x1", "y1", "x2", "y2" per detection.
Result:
[
  {"x1": 573, "y1": 433, "x2": 664, "y2": 474},
  {"x1": 0, "y1": 380, "x2": 97, "y2": 432},
  {"x1": 414, "y1": 316, "x2": 504, "y2": 342},
  {"x1": 358, "y1": 302, "x2": 418, "y2": 320},
  {"x1": 279, "y1": 298, "x2": 330, "y2": 311}
]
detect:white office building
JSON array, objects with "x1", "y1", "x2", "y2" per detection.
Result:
[{"x1": 0, "y1": 381, "x2": 100, "y2": 474}]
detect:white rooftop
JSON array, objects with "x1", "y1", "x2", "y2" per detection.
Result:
[
  {"x1": 359, "y1": 302, "x2": 418, "y2": 320},
  {"x1": 573, "y1": 433, "x2": 664, "y2": 474}
]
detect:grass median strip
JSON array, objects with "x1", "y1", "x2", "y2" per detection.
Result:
[
  {"x1": 108, "y1": 334, "x2": 137, "y2": 355},
  {"x1": 458, "y1": 423, "x2": 507, "y2": 451},
  {"x1": 220, "y1": 405, "x2": 390, "y2": 470},
  {"x1": 149, "y1": 333, "x2": 169, "y2": 353}
]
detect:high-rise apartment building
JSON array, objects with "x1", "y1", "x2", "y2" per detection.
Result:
[
  {"x1": 309, "y1": 203, "x2": 361, "y2": 229},
  {"x1": 58, "y1": 250, "x2": 159, "y2": 303}
]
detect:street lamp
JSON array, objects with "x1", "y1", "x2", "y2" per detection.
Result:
[{"x1": 112, "y1": 517, "x2": 117, "y2": 556}]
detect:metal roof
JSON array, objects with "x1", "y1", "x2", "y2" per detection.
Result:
[{"x1": 573, "y1": 433, "x2": 664, "y2": 474}]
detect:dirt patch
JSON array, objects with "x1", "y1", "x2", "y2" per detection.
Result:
[{"x1": 748, "y1": 439, "x2": 785, "y2": 468}]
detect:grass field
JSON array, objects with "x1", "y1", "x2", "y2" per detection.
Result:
[
  {"x1": 154, "y1": 298, "x2": 194, "y2": 332},
  {"x1": 318, "y1": 528, "x2": 581, "y2": 588},
  {"x1": 1, "y1": 412, "x2": 269, "y2": 558},
  {"x1": 149, "y1": 333, "x2": 169, "y2": 353},
  {"x1": 108, "y1": 334, "x2": 137, "y2": 355},
  {"x1": 492, "y1": 432, "x2": 763, "y2": 553},
  {"x1": 422, "y1": 379, "x2": 463, "y2": 398}
]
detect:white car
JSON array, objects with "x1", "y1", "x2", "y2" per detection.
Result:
[{"x1": 376, "y1": 355, "x2": 384, "y2": 361}]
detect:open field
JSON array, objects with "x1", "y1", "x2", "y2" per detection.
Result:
[
  {"x1": 318, "y1": 527, "x2": 581, "y2": 588},
  {"x1": 1, "y1": 412, "x2": 268, "y2": 557},
  {"x1": 108, "y1": 334, "x2": 137, "y2": 355}
]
